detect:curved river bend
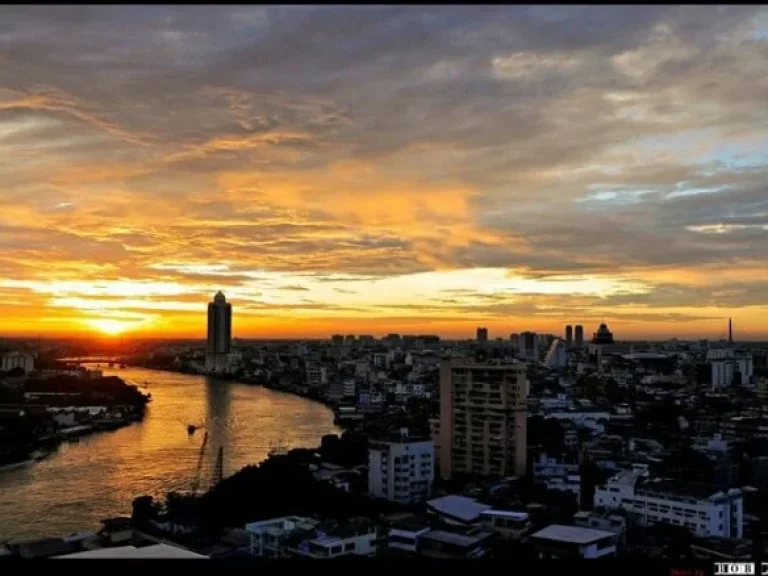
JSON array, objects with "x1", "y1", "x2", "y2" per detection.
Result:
[{"x1": 0, "y1": 366, "x2": 340, "y2": 542}]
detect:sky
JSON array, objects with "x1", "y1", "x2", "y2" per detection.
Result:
[{"x1": 0, "y1": 6, "x2": 767, "y2": 340}]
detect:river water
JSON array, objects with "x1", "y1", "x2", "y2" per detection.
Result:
[{"x1": 0, "y1": 366, "x2": 340, "y2": 543}]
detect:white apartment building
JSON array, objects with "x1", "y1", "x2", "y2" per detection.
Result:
[
  {"x1": 594, "y1": 469, "x2": 743, "y2": 538},
  {"x1": 368, "y1": 429, "x2": 434, "y2": 504},
  {"x1": 1, "y1": 351, "x2": 34, "y2": 374}
]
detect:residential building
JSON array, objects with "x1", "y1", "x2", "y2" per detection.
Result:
[
  {"x1": 368, "y1": 429, "x2": 434, "y2": 504},
  {"x1": 284, "y1": 520, "x2": 378, "y2": 558},
  {"x1": 426, "y1": 495, "x2": 491, "y2": 527},
  {"x1": 718, "y1": 416, "x2": 768, "y2": 441},
  {"x1": 418, "y1": 529, "x2": 494, "y2": 559},
  {"x1": 479, "y1": 510, "x2": 531, "y2": 541},
  {"x1": 54, "y1": 544, "x2": 207, "y2": 559},
  {"x1": 594, "y1": 470, "x2": 744, "y2": 538},
  {"x1": 387, "y1": 516, "x2": 432, "y2": 554},
  {"x1": 246, "y1": 516, "x2": 319, "y2": 558},
  {"x1": 205, "y1": 291, "x2": 232, "y2": 373},
  {"x1": 438, "y1": 359, "x2": 528, "y2": 480},
  {"x1": 572, "y1": 511, "x2": 626, "y2": 545},
  {"x1": 529, "y1": 525, "x2": 618, "y2": 559},
  {"x1": 1, "y1": 351, "x2": 34, "y2": 374}
]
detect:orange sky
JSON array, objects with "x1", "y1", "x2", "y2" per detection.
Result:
[{"x1": 0, "y1": 7, "x2": 767, "y2": 341}]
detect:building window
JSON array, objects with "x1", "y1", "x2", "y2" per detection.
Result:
[{"x1": 344, "y1": 542, "x2": 355, "y2": 552}]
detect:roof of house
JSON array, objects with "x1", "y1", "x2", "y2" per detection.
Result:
[
  {"x1": 421, "y1": 529, "x2": 494, "y2": 547},
  {"x1": 53, "y1": 543, "x2": 207, "y2": 559},
  {"x1": 531, "y1": 525, "x2": 616, "y2": 545},
  {"x1": 426, "y1": 495, "x2": 492, "y2": 523},
  {"x1": 17, "y1": 537, "x2": 72, "y2": 558}
]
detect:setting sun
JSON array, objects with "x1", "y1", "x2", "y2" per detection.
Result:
[{"x1": 84, "y1": 319, "x2": 135, "y2": 336}]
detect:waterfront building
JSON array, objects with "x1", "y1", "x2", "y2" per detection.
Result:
[
  {"x1": 437, "y1": 359, "x2": 528, "y2": 480},
  {"x1": 205, "y1": 291, "x2": 232, "y2": 374}
]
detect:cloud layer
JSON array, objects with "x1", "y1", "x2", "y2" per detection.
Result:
[{"x1": 0, "y1": 6, "x2": 766, "y2": 339}]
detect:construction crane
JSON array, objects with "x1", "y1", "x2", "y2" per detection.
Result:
[
  {"x1": 213, "y1": 447, "x2": 224, "y2": 486},
  {"x1": 189, "y1": 431, "x2": 209, "y2": 493}
]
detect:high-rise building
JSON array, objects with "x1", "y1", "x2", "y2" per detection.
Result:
[
  {"x1": 574, "y1": 325, "x2": 584, "y2": 347},
  {"x1": 206, "y1": 291, "x2": 232, "y2": 373},
  {"x1": 437, "y1": 359, "x2": 528, "y2": 481},
  {"x1": 520, "y1": 331, "x2": 538, "y2": 361},
  {"x1": 477, "y1": 327, "x2": 488, "y2": 343},
  {"x1": 565, "y1": 325, "x2": 573, "y2": 346}
]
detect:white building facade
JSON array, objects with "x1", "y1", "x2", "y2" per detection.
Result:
[
  {"x1": 368, "y1": 431, "x2": 434, "y2": 504},
  {"x1": 594, "y1": 471, "x2": 743, "y2": 539}
]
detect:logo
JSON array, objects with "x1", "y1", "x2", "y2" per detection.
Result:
[{"x1": 714, "y1": 564, "x2": 755, "y2": 576}]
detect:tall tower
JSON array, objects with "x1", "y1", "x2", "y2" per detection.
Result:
[
  {"x1": 565, "y1": 325, "x2": 573, "y2": 346},
  {"x1": 728, "y1": 318, "x2": 733, "y2": 345},
  {"x1": 438, "y1": 359, "x2": 528, "y2": 480},
  {"x1": 574, "y1": 325, "x2": 584, "y2": 347},
  {"x1": 206, "y1": 291, "x2": 232, "y2": 373}
]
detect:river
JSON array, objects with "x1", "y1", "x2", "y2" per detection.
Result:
[{"x1": 0, "y1": 366, "x2": 341, "y2": 543}]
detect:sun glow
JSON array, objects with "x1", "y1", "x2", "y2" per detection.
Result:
[{"x1": 84, "y1": 319, "x2": 136, "y2": 336}]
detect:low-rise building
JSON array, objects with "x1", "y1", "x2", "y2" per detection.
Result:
[
  {"x1": 54, "y1": 544, "x2": 207, "y2": 559},
  {"x1": 425, "y1": 495, "x2": 492, "y2": 527},
  {"x1": 479, "y1": 510, "x2": 531, "y2": 541},
  {"x1": 529, "y1": 524, "x2": 618, "y2": 559},
  {"x1": 246, "y1": 516, "x2": 319, "y2": 558},
  {"x1": 285, "y1": 520, "x2": 378, "y2": 559},
  {"x1": 594, "y1": 470, "x2": 743, "y2": 539},
  {"x1": 387, "y1": 516, "x2": 432, "y2": 554},
  {"x1": 418, "y1": 529, "x2": 494, "y2": 559}
]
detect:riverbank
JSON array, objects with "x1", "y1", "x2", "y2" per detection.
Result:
[
  {"x1": 123, "y1": 362, "x2": 347, "y2": 421},
  {"x1": 0, "y1": 366, "x2": 342, "y2": 543}
]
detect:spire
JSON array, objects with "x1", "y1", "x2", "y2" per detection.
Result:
[{"x1": 728, "y1": 318, "x2": 733, "y2": 344}]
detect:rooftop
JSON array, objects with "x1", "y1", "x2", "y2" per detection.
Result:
[
  {"x1": 390, "y1": 515, "x2": 432, "y2": 533},
  {"x1": 637, "y1": 479, "x2": 729, "y2": 501},
  {"x1": 480, "y1": 509, "x2": 529, "y2": 521},
  {"x1": 426, "y1": 495, "x2": 492, "y2": 523},
  {"x1": 54, "y1": 543, "x2": 207, "y2": 559},
  {"x1": 531, "y1": 525, "x2": 616, "y2": 545},
  {"x1": 421, "y1": 529, "x2": 494, "y2": 547}
]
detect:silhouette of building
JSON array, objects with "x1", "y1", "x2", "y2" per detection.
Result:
[
  {"x1": 206, "y1": 291, "x2": 232, "y2": 373},
  {"x1": 565, "y1": 325, "x2": 573, "y2": 346},
  {"x1": 591, "y1": 323, "x2": 614, "y2": 345},
  {"x1": 574, "y1": 325, "x2": 584, "y2": 347},
  {"x1": 476, "y1": 327, "x2": 488, "y2": 344}
]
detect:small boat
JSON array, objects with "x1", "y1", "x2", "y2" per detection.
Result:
[{"x1": 187, "y1": 424, "x2": 197, "y2": 435}]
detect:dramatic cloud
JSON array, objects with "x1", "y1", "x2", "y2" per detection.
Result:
[{"x1": 0, "y1": 6, "x2": 766, "y2": 338}]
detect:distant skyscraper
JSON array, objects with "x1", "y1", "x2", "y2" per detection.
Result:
[
  {"x1": 591, "y1": 323, "x2": 615, "y2": 345},
  {"x1": 476, "y1": 327, "x2": 488, "y2": 343},
  {"x1": 574, "y1": 325, "x2": 584, "y2": 347},
  {"x1": 206, "y1": 291, "x2": 232, "y2": 373},
  {"x1": 520, "y1": 331, "x2": 538, "y2": 360},
  {"x1": 565, "y1": 325, "x2": 573, "y2": 346}
]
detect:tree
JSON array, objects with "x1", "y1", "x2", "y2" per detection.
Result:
[{"x1": 131, "y1": 495, "x2": 161, "y2": 526}]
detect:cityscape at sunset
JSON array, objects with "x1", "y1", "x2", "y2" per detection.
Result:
[
  {"x1": 1, "y1": 5, "x2": 767, "y2": 340},
  {"x1": 3, "y1": 5, "x2": 768, "y2": 564}
]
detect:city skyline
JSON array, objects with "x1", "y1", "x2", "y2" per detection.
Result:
[{"x1": 1, "y1": 6, "x2": 767, "y2": 340}]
